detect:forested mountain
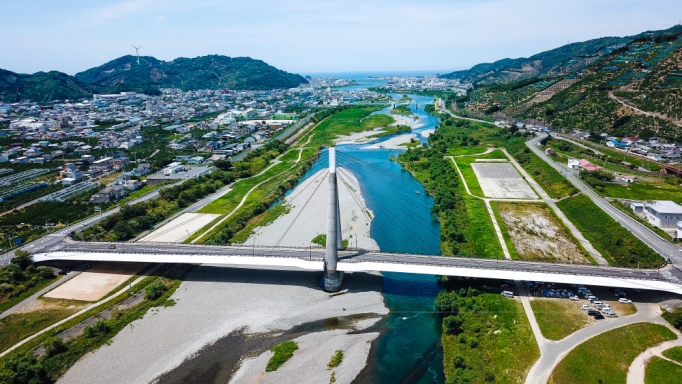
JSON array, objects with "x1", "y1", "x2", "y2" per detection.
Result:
[
  {"x1": 442, "y1": 25, "x2": 682, "y2": 85},
  {"x1": 0, "y1": 69, "x2": 98, "y2": 103},
  {"x1": 75, "y1": 55, "x2": 308, "y2": 93},
  {"x1": 0, "y1": 55, "x2": 307, "y2": 102},
  {"x1": 457, "y1": 26, "x2": 682, "y2": 141}
]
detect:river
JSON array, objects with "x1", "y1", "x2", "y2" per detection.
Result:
[
  {"x1": 159, "y1": 75, "x2": 446, "y2": 384},
  {"x1": 327, "y1": 76, "x2": 445, "y2": 384}
]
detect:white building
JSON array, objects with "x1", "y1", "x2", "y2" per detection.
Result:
[
  {"x1": 567, "y1": 158, "x2": 580, "y2": 169},
  {"x1": 645, "y1": 200, "x2": 682, "y2": 230}
]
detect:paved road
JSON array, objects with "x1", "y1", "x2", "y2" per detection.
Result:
[
  {"x1": 36, "y1": 241, "x2": 679, "y2": 286},
  {"x1": 527, "y1": 135, "x2": 682, "y2": 265}
]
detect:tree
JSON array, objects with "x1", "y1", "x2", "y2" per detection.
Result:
[
  {"x1": 214, "y1": 159, "x2": 233, "y2": 171},
  {"x1": 10, "y1": 250, "x2": 33, "y2": 270},
  {"x1": 444, "y1": 315, "x2": 464, "y2": 335}
]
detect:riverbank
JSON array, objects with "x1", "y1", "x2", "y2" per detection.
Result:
[
  {"x1": 57, "y1": 265, "x2": 388, "y2": 384},
  {"x1": 244, "y1": 168, "x2": 379, "y2": 250}
]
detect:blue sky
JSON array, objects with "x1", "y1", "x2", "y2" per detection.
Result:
[{"x1": 1, "y1": 0, "x2": 681, "y2": 75}]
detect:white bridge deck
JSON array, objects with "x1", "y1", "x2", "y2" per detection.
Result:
[{"x1": 34, "y1": 241, "x2": 682, "y2": 295}]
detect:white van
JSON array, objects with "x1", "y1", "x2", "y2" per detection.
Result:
[
  {"x1": 592, "y1": 301, "x2": 604, "y2": 307},
  {"x1": 501, "y1": 291, "x2": 514, "y2": 298}
]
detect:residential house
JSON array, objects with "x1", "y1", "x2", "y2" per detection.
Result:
[
  {"x1": 90, "y1": 185, "x2": 126, "y2": 203},
  {"x1": 578, "y1": 159, "x2": 602, "y2": 172}
]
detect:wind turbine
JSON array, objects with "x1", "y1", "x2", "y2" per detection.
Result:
[{"x1": 131, "y1": 45, "x2": 143, "y2": 65}]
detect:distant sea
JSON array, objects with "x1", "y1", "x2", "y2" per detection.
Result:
[{"x1": 303, "y1": 71, "x2": 454, "y2": 80}]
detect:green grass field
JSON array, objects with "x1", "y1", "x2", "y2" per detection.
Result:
[
  {"x1": 663, "y1": 346, "x2": 682, "y2": 363},
  {"x1": 645, "y1": 356, "x2": 682, "y2": 384},
  {"x1": 549, "y1": 322, "x2": 676, "y2": 384},
  {"x1": 530, "y1": 299, "x2": 591, "y2": 340},
  {"x1": 489, "y1": 201, "x2": 520, "y2": 260},
  {"x1": 452, "y1": 150, "x2": 508, "y2": 198},
  {"x1": 557, "y1": 194, "x2": 661, "y2": 268},
  {"x1": 442, "y1": 293, "x2": 539, "y2": 383},
  {"x1": 307, "y1": 107, "x2": 394, "y2": 147},
  {"x1": 0, "y1": 307, "x2": 82, "y2": 353},
  {"x1": 461, "y1": 195, "x2": 503, "y2": 258},
  {"x1": 601, "y1": 181, "x2": 682, "y2": 201}
]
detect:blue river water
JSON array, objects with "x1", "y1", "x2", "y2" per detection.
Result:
[{"x1": 298, "y1": 76, "x2": 446, "y2": 383}]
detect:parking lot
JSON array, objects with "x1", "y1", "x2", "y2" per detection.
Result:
[{"x1": 471, "y1": 162, "x2": 538, "y2": 199}]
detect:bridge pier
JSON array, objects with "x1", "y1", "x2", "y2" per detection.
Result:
[{"x1": 324, "y1": 147, "x2": 344, "y2": 291}]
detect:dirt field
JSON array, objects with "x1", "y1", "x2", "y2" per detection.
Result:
[
  {"x1": 497, "y1": 202, "x2": 591, "y2": 263},
  {"x1": 471, "y1": 162, "x2": 538, "y2": 199},
  {"x1": 44, "y1": 262, "x2": 145, "y2": 302}
]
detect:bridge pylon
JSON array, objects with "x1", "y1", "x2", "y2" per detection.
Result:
[{"x1": 324, "y1": 147, "x2": 344, "y2": 291}]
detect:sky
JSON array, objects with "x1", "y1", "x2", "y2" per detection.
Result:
[{"x1": 1, "y1": 0, "x2": 681, "y2": 76}]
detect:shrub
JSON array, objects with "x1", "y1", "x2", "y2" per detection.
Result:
[
  {"x1": 43, "y1": 337, "x2": 68, "y2": 357},
  {"x1": 266, "y1": 341, "x2": 298, "y2": 372},
  {"x1": 663, "y1": 308, "x2": 682, "y2": 330},
  {"x1": 84, "y1": 320, "x2": 111, "y2": 338},
  {"x1": 328, "y1": 349, "x2": 343, "y2": 369},
  {"x1": 144, "y1": 280, "x2": 167, "y2": 300}
]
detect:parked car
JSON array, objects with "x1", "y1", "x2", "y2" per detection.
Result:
[
  {"x1": 581, "y1": 304, "x2": 590, "y2": 310},
  {"x1": 587, "y1": 310, "x2": 600, "y2": 316},
  {"x1": 594, "y1": 313, "x2": 605, "y2": 320},
  {"x1": 605, "y1": 312, "x2": 618, "y2": 318},
  {"x1": 501, "y1": 291, "x2": 514, "y2": 298},
  {"x1": 618, "y1": 298, "x2": 632, "y2": 304},
  {"x1": 592, "y1": 301, "x2": 603, "y2": 307},
  {"x1": 569, "y1": 296, "x2": 580, "y2": 301},
  {"x1": 614, "y1": 290, "x2": 626, "y2": 297},
  {"x1": 587, "y1": 295, "x2": 597, "y2": 301}
]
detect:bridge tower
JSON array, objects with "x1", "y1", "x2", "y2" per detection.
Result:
[{"x1": 324, "y1": 147, "x2": 344, "y2": 291}]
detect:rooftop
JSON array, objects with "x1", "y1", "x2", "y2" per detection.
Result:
[{"x1": 648, "y1": 200, "x2": 682, "y2": 214}]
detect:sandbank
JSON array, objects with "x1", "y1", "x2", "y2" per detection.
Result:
[
  {"x1": 57, "y1": 265, "x2": 387, "y2": 384},
  {"x1": 230, "y1": 329, "x2": 379, "y2": 384},
  {"x1": 245, "y1": 168, "x2": 379, "y2": 250},
  {"x1": 361, "y1": 134, "x2": 416, "y2": 150}
]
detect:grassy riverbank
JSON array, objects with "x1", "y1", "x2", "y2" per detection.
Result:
[{"x1": 436, "y1": 285, "x2": 539, "y2": 383}]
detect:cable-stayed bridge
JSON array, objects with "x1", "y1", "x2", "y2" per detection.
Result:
[{"x1": 30, "y1": 148, "x2": 682, "y2": 294}]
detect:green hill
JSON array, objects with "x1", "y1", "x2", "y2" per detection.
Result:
[
  {"x1": 0, "y1": 69, "x2": 97, "y2": 103},
  {"x1": 442, "y1": 25, "x2": 682, "y2": 85},
  {"x1": 0, "y1": 55, "x2": 307, "y2": 103},
  {"x1": 75, "y1": 55, "x2": 308, "y2": 92},
  {"x1": 452, "y1": 26, "x2": 682, "y2": 141}
]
